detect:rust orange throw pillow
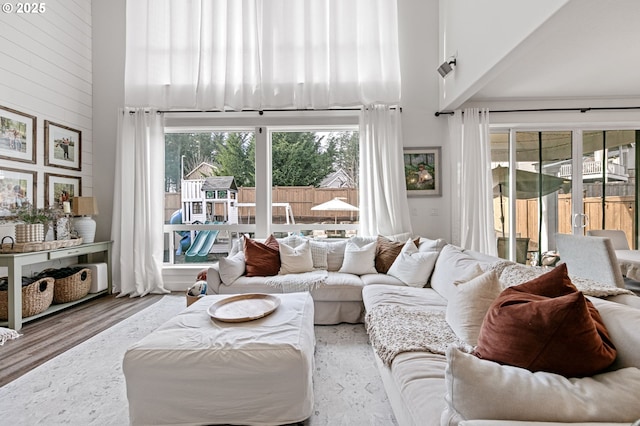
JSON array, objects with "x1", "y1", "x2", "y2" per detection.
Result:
[
  {"x1": 244, "y1": 235, "x2": 280, "y2": 277},
  {"x1": 474, "y1": 264, "x2": 616, "y2": 377}
]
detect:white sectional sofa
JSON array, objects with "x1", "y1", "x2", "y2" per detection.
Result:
[
  {"x1": 205, "y1": 234, "x2": 446, "y2": 324},
  {"x1": 205, "y1": 234, "x2": 640, "y2": 425},
  {"x1": 363, "y1": 244, "x2": 640, "y2": 426}
]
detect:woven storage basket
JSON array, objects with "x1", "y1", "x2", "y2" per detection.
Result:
[
  {"x1": 0, "y1": 277, "x2": 55, "y2": 320},
  {"x1": 50, "y1": 268, "x2": 92, "y2": 304}
]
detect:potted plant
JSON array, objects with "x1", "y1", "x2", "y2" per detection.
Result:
[{"x1": 13, "y1": 204, "x2": 61, "y2": 243}]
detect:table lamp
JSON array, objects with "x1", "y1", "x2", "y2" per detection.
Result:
[{"x1": 72, "y1": 197, "x2": 98, "y2": 243}]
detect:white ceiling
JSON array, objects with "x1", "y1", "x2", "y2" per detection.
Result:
[{"x1": 466, "y1": 2, "x2": 640, "y2": 104}]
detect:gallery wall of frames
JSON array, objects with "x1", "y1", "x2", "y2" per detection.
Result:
[{"x1": 0, "y1": 105, "x2": 83, "y2": 216}]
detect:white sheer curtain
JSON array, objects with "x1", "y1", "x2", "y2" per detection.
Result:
[
  {"x1": 449, "y1": 108, "x2": 497, "y2": 255},
  {"x1": 125, "y1": 0, "x2": 401, "y2": 110},
  {"x1": 359, "y1": 105, "x2": 412, "y2": 236},
  {"x1": 112, "y1": 109, "x2": 169, "y2": 297}
]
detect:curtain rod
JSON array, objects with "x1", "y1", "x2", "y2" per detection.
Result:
[
  {"x1": 434, "y1": 106, "x2": 640, "y2": 117},
  {"x1": 126, "y1": 106, "x2": 402, "y2": 114}
]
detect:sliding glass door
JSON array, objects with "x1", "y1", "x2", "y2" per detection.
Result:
[{"x1": 490, "y1": 128, "x2": 638, "y2": 263}]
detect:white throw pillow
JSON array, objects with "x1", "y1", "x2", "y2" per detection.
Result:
[
  {"x1": 430, "y1": 245, "x2": 491, "y2": 301},
  {"x1": 279, "y1": 240, "x2": 314, "y2": 274},
  {"x1": 387, "y1": 239, "x2": 439, "y2": 287},
  {"x1": 339, "y1": 239, "x2": 377, "y2": 275},
  {"x1": 446, "y1": 269, "x2": 502, "y2": 346},
  {"x1": 218, "y1": 251, "x2": 246, "y2": 285},
  {"x1": 442, "y1": 347, "x2": 640, "y2": 426},
  {"x1": 418, "y1": 237, "x2": 447, "y2": 252}
]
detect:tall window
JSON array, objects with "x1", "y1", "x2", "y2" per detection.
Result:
[{"x1": 163, "y1": 114, "x2": 359, "y2": 265}]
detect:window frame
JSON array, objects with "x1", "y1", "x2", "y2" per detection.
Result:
[{"x1": 163, "y1": 111, "x2": 360, "y2": 264}]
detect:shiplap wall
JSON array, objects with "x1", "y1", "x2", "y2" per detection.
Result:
[{"x1": 0, "y1": 0, "x2": 93, "y2": 208}]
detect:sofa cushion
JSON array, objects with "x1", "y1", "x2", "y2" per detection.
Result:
[
  {"x1": 278, "y1": 239, "x2": 314, "y2": 274},
  {"x1": 310, "y1": 272, "x2": 365, "y2": 302},
  {"x1": 387, "y1": 239, "x2": 439, "y2": 288},
  {"x1": 360, "y1": 273, "x2": 405, "y2": 287},
  {"x1": 443, "y1": 346, "x2": 640, "y2": 425},
  {"x1": 339, "y1": 239, "x2": 377, "y2": 275},
  {"x1": 474, "y1": 265, "x2": 617, "y2": 377},
  {"x1": 430, "y1": 245, "x2": 492, "y2": 301},
  {"x1": 588, "y1": 296, "x2": 640, "y2": 370},
  {"x1": 445, "y1": 269, "x2": 501, "y2": 346},
  {"x1": 244, "y1": 234, "x2": 280, "y2": 277},
  {"x1": 324, "y1": 240, "x2": 348, "y2": 271},
  {"x1": 218, "y1": 251, "x2": 246, "y2": 285}
]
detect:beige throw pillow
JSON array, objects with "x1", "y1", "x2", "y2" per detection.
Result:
[
  {"x1": 339, "y1": 239, "x2": 377, "y2": 275},
  {"x1": 279, "y1": 240, "x2": 314, "y2": 274},
  {"x1": 445, "y1": 269, "x2": 502, "y2": 346}
]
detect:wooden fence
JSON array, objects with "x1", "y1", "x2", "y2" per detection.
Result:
[
  {"x1": 499, "y1": 194, "x2": 636, "y2": 250},
  {"x1": 165, "y1": 186, "x2": 359, "y2": 224}
]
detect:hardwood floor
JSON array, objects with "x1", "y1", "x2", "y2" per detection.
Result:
[{"x1": 0, "y1": 293, "x2": 168, "y2": 387}]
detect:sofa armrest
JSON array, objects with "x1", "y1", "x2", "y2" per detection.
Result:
[{"x1": 206, "y1": 263, "x2": 222, "y2": 294}]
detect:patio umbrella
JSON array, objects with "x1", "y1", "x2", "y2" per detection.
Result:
[
  {"x1": 311, "y1": 197, "x2": 359, "y2": 224},
  {"x1": 492, "y1": 166, "x2": 567, "y2": 237}
]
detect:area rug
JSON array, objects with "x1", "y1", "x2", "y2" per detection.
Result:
[{"x1": 0, "y1": 295, "x2": 397, "y2": 425}]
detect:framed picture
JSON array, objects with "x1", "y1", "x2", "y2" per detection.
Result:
[
  {"x1": 0, "y1": 105, "x2": 36, "y2": 164},
  {"x1": 403, "y1": 147, "x2": 441, "y2": 197},
  {"x1": 45, "y1": 173, "x2": 81, "y2": 208},
  {"x1": 0, "y1": 167, "x2": 36, "y2": 217},
  {"x1": 45, "y1": 120, "x2": 82, "y2": 170}
]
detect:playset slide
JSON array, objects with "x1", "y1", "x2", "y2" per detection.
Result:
[
  {"x1": 170, "y1": 210, "x2": 191, "y2": 255},
  {"x1": 185, "y1": 229, "x2": 220, "y2": 259}
]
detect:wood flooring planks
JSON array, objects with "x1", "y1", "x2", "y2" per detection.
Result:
[{"x1": 0, "y1": 293, "x2": 166, "y2": 387}]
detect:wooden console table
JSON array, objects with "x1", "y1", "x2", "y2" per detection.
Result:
[{"x1": 0, "y1": 241, "x2": 112, "y2": 331}]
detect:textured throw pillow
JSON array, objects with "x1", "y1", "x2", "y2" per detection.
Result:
[
  {"x1": 386, "y1": 239, "x2": 439, "y2": 287},
  {"x1": 442, "y1": 346, "x2": 640, "y2": 425},
  {"x1": 218, "y1": 251, "x2": 246, "y2": 285},
  {"x1": 339, "y1": 239, "x2": 377, "y2": 275},
  {"x1": 279, "y1": 239, "x2": 314, "y2": 274},
  {"x1": 309, "y1": 240, "x2": 329, "y2": 270},
  {"x1": 474, "y1": 264, "x2": 617, "y2": 377},
  {"x1": 244, "y1": 234, "x2": 280, "y2": 277},
  {"x1": 375, "y1": 235, "x2": 421, "y2": 274},
  {"x1": 445, "y1": 269, "x2": 502, "y2": 346}
]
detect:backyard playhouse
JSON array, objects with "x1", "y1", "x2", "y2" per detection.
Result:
[
  {"x1": 172, "y1": 176, "x2": 296, "y2": 262},
  {"x1": 171, "y1": 176, "x2": 239, "y2": 262}
]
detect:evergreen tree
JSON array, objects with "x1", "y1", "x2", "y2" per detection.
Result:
[
  {"x1": 212, "y1": 132, "x2": 255, "y2": 186},
  {"x1": 328, "y1": 131, "x2": 359, "y2": 187},
  {"x1": 271, "y1": 132, "x2": 335, "y2": 186}
]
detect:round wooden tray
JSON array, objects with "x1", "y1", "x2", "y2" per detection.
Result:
[{"x1": 207, "y1": 294, "x2": 280, "y2": 323}]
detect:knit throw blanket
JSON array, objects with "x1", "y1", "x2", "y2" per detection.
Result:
[
  {"x1": 265, "y1": 270, "x2": 328, "y2": 292},
  {"x1": 365, "y1": 305, "x2": 472, "y2": 367},
  {"x1": 0, "y1": 326, "x2": 21, "y2": 345},
  {"x1": 499, "y1": 265, "x2": 635, "y2": 298}
]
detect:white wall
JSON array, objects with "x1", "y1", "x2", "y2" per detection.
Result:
[
  {"x1": 438, "y1": 0, "x2": 568, "y2": 111},
  {"x1": 0, "y1": 0, "x2": 93, "y2": 206},
  {"x1": 92, "y1": 0, "x2": 125, "y2": 243},
  {"x1": 398, "y1": 0, "x2": 450, "y2": 241}
]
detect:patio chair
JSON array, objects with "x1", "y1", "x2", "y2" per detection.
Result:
[
  {"x1": 555, "y1": 234, "x2": 625, "y2": 288},
  {"x1": 586, "y1": 229, "x2": 630, "y2": 250}
]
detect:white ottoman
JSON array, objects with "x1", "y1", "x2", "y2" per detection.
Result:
[{"x1": 123, "y1": 292, "x2": 315, "y2": 426}]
